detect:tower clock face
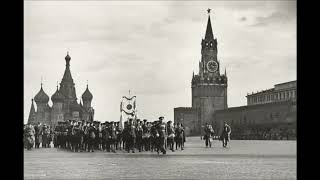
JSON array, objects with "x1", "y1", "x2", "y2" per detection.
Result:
[{"x1": 207, "y1": 61, "x2": 218, "y2": 73}]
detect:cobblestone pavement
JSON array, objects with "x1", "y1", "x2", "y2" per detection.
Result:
[{"x1": 24, "y1": 137, "x2": 296, "y2": 180}]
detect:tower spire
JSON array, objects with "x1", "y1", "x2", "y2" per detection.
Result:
[
  {"x1": 60, "y1": 52, "x2": 76, "y2": 102},
  {"x1": 205, "y1": 9, "x2": 214, "y2": 40},
  {"x1": 41, "y1": 76, "x2": 43, "y2": 88},
  {"x1": 28, "y1": 98, "x2": 36, "y2": 124}
]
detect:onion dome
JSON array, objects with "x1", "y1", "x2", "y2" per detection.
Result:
[
  {"x1": 82, "y1": 85, "x2": 93, "y2": 101},
  {"x1": 34, "y1": 84, "x2": 49, "y2": 103},
  {"x1": 51, "y1": 86, "x2": 65, "y2": 102}
]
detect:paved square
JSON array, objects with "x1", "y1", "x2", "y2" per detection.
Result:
[{"x1": 24, "y1": 137, "x2": 296, "y2": 179}]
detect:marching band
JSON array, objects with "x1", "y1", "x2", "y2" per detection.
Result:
[{"x1": 23, "y1": 116, "x2": 194, "y2": 154}]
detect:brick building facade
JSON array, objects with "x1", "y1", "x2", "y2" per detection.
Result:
[{"x1": 246, "y1": 81, "x2": 296, "y2": 106}]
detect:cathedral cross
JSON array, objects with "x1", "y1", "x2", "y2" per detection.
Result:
[{"x1": 207, "y1": 8, "x2": 211, "y2": 14}]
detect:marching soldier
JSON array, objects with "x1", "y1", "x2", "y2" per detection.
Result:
[
  {"x1": 116, "y1": 122, "x2": 122, "y2": 150},
  {"x1": 79, "y1": 121, "x2": 85, "y2": 152},
  {"x1": 175, "y1": 123, "x2": 184, "y2": 150},
  {"x1": 156, "y1": 116, "x2": 167, "y2": 154},
  {"x1": 127, "y1": 119, "x2": 136, "y2": 153},
  {"x1": 72, "y1": 122, "x2": 81, "y2": 152},
  {"x1": 83, "y1": 122, "x2": 90, "y2": 151},
  {"x1": 122, "y1": 121, "x2": 129, "y2": 152},
  {"x1": 102, "y1": 122, "x2": 111, "y2": 152},
  {"x1": 142, "y1": 119, "x2": 150, "y2": 151},
  {"x1": 204, "y1": 123, "x2": 212, "y2": 148},
  {"x1": 88, "y1": 122, "x2": 96, "y2": 152},
  {"x1": 109, "y1": 121, "x2": 117, "y2": 153},
  {"x1": 42, "y1": 124, "x2": 50, "y2": 148},
  {"x1": 34, "y1": 122, "x2": 41, "y2": 148},
  {"x1": 221, "y1": 121, "x2": 231, "y2": 148},
  {"x1": 150, "y1": 121, "x2": 158, "y2": 152},
  {"x1": 136, "y1": 119, "x2": 143, "y2": 152},
  {"x1": 98, "y1": 122, "x2": 103, "y2": 150},
  {"x1": 66, "y1": 121, "x2": 73, "y2": 150},
  {"x1": 167, "y1": 121, "x2": 175, "y2": 152}
]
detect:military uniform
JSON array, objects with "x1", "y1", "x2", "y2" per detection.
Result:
[
  {"x1": 204, "y1": 124, "x2": 213, "y2": 148},
  {"x1": 88, "y1": 124, "x2": 96, "y2": 152},
  {"x1": 127, "y1": 119, "x2": 136, "y2": 153},
  {"x1": 136, "y1": 120, "x2": 143, "y2": 152},
  {"x1": 221, "y1": 123, "x2": 231, "y2": 147},
  {"x1": 122, "y1": 122, "x2": 129, "y2": 152},
  {"x1": 175, "y1": 123, "x2": 184, "y2": 150},
  {"x1": 156, "y1": 117, "x2": 167, "y2": 154},
  {"x1": 142, "y1": 120, "x2": 151, "y2": 151},
  {"x1": 166, "y1": 121, "x2": 175, "y2": 152},
  {"x1": 116, "y1": 122, "x2": 122, "y2": 150},
  {"x1": 42, "y1": 125, "x2": 50, "y2": 148},
  {"x1": 34, "y1": 123, "x2": 41, "y2": 148},
  {"x1": 109, "y1": 122, "x2": 117, "y2": 153},
  {"x1": 102, "y1": 122, "x2": 110, "y2": 152},
  {"x1": 72, "y1": 124, "x2": 81, "y2": 152}
]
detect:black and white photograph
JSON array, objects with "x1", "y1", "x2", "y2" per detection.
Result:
[{"x1": 24, "y1": 1, "x2": 296, "y2": 179}]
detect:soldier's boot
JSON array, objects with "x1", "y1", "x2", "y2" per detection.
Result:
[{"x1": 171, "y1": 144, "x2": 175, "y2": 152}]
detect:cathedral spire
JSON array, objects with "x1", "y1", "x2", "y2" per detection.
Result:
[
  {"x1": 205, "y1": 9, "x2": 214, "y2": 40},
  {"x1": 27, "y1": 98, "x2": 36, "y2": 124},
  {"x1": 62, "y1": 52, "x2": 73, "y2": 83},
  {"x1": 60, "y1": 52, "x2": 77, "y2": 102}
]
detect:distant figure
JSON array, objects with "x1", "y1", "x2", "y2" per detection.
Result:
[
  {"x1": 221, "y1": 121, "x2": 231, "y2": 148},
  {"x1": 175, "y1": 123, "x2": 184, "y2": 150},
  {"x1": 204, "y1": 123, "x2": 214, "y2": 148},
  {"x1": 166, "y1": 121, "x2": 175, "y2": 152}
]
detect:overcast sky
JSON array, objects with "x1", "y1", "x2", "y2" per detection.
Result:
[{"x1": 24, "y1": 1, "x2": 296, "y2": 124}]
